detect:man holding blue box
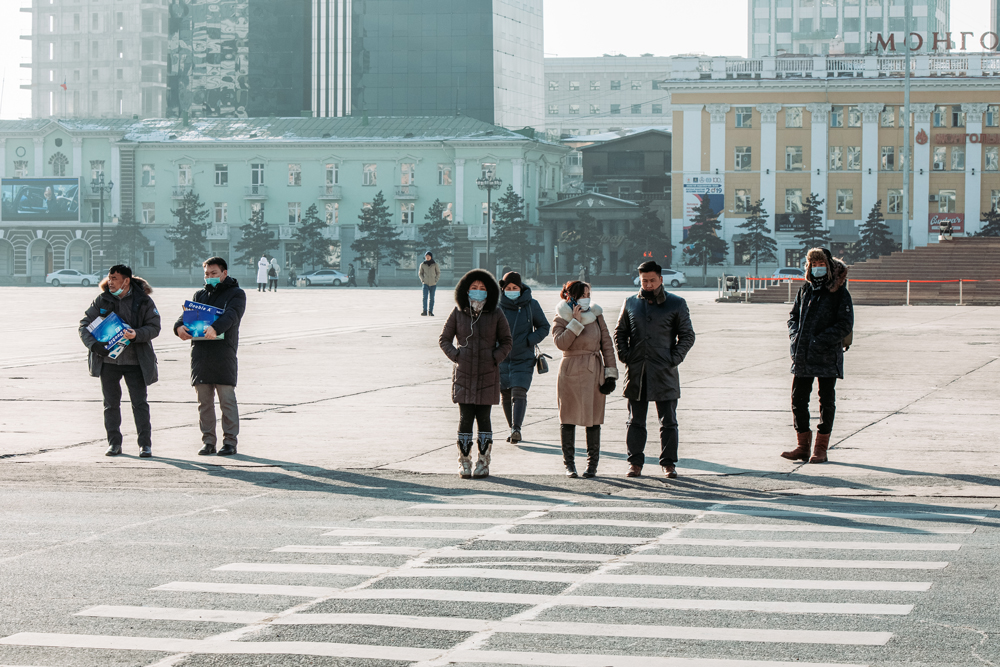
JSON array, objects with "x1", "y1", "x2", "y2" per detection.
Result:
[
  {"x1": 79, "y1": 265, "x2": 161, "y2": 458},
  {"x1": 173, "y1": 257, "x2": 247, "y2": 456}
]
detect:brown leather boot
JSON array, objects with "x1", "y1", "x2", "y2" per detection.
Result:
[
  {"x1": 781, "y1": 431, "x2": 811, "y2": 461},
  {"x1": 810, "y1": 433, "x2": 830, "y2": 463}
]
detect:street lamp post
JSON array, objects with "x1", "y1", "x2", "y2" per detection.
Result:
[
  {"x1": 91, "y1": 173, "x2": 114, "y2": 275},
  {"x1": 476, "y1": 173, "x2": 502, "y2": 273}
]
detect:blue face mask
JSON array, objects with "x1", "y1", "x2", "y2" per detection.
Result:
[
  {"x1": 811, "y1": 266, "x2": 828, "y2": 278},
  {"x1": 505, "y1": 290, "x2": 520, "y2": 300},
  {"x1": 206, "y1": 277, "x2": 222, "y2": 287},
  {"x1": 469, "y1": 289, "x2": 487, "y2": 302},
  {"x1": 111, "y1": 286, "x2": 125, "y2": 297}
]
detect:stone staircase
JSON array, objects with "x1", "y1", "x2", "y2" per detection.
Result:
[{"x1": 749, "y1": 237, "x2": 1000, "y2": 305}]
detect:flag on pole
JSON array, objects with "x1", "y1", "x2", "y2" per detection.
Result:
[{"x1": 60, "y1": 78, "x2": 67, "y2": 91}]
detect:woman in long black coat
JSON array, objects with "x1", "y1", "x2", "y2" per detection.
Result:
[
  {"x1": 782, "y1": 247, "x2": 854, "y2": 464},
  {"x1": 497, "y1": 272, "x2": 550, "y2": 444}
]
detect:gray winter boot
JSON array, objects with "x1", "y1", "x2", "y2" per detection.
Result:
[
  {"x1": 457, "y1": 433, "x2": 474, "y2": 478},
  {"x1": 473, "y1": 432, "x2": 493, "y2": 478}
]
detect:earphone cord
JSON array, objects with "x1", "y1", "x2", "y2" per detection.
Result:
[{"x1": 461, "y1": 309, "x2": 481, "y2": 350}]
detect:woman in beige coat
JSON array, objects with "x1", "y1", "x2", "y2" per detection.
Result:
[{"x1": 552, "y1": 280, "x2": 618, "y2": 477}]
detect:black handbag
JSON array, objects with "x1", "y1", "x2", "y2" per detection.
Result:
[{"x1": 535, "y1": 346, "x2": 552, "y2": 374}]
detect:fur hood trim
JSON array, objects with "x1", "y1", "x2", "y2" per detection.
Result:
[
  {"x1": 99, "y1": 275, "x2": 154, "y2": 296},
  {"x1": 556, "y1": 300, "x2": 603, "y2": 325},
  {"x1": 805, "y1": 247, "x2": 849, "y2": 293},
  {"x1": 454, "y1": 269, "x2": 501, "y2": 313}
]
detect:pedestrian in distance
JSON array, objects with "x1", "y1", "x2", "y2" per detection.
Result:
[
  {"x1": 174, "y1": 257, "x2": 247, "y2": 457},
  {"x1": 267, "y1": 257, "x2": 280, "y2": 292},
  {"x1": 552, "y1": 280, "x2": 617, "y2": 477},
  {"x1": 419, "y1": 251, "x2": 441, "y2": 316},
  {"x1": 288, "y1": 267, "x2": 297, "y2": 287},
  {"x1": 347, "y1": 263, "x2": 358, "y2": 287},
  {"x1": 78, "y1": 265, "x2": 161, "y2": 458},
  {"x1": 439, "y1": 269, "x2": 513, "y2": 479},
  {"x1": 578, "y1": 265, "x2": 587, "y2": 283},
  {"x1": 497, "y1": 271, "x2": 550, "y2": 444},
  {"x1": 781, "y1": 247, "x2": 854, "y2": 464},
  {"x1": 367, "y1": 266, "x2": 377, "y2": 287},
  {"x1": 615, "y1": 260, "x2": 696, "y2": 478},
  {"x1": 256, "y1": 255, "x2": 269, "y2": 293}
]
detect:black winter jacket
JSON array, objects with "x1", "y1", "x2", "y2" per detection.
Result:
[
  {"x1": 79, "y1": 278, "x2": 161, "y2": 386},
  {"x1": 614, "y1": 287, "x2": 696, "y2": 402},
  {"x1": 173, "y1": 276, "x2": 247, "y2": 386},
  {"x1": 498, "y1": 285, "x2": 550, "y2": 390},
  {"x1": 789, "y1": 255, "x2": 854, "y2": 379}
]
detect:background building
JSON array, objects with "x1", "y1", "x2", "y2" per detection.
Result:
[
  {"x1": 748, "y1": 0, "x2": 951, "y2": 57},
  {"x1": 28, "y1": 0, "x2": 169, "y2": 119}
]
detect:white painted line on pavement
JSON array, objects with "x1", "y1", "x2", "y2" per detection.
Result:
[
  {"x1": 659, "y1": 538, "x2": 961, "y2": 551},
  {"x1": 367, "y1": 516, "x2": 512, "y2": 524},
  {"x1": 477, "y1": 532, "x2": 648, "y2": 544},
  {"x1": 272, "y1": 545, "x2": 425, "y2": 555},
  {"x1": 321, "y1": 528, "x2": 487, "y2": 539},
  {"x1": 446, "y1": 649, "x2": 868, "y2": 667},
  {"x1": 274, "y1": 612, "x2": 892, "y2": 645},
  {"x1": 366, "y1": 516, "x2": 677, "y2": 528},
  {"x1": 154, "y1": 582, "x2": 340, "y2": 597},
  {"x1": 407, "y1": 504, "x2": 561, "y2": 511},
  {"x1": 685, "y1": 522, "x2": 975, "y2": 534},
  {"x1": 215, "y1": 563, "x2": 390, "y2": 576},
  {"x1": 625, "y1": 554, "x2": 949, "y2": 569},
  {"x1": 76, "y1": 606, "x2": 272, "y2": 624},
  {"x1": 710, "y1": 509, "x2": 986, "y2": 521},
  {"x1": 322, "y1": 528, "x2": 650, "y2": 544},
  {"x1": 274, "y1": 546, "x2": 614, "y2": 561}
]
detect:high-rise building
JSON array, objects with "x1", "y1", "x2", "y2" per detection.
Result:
[
  {"x1": 748, "y1": 0, "x2": 950, "y2": 58},
  {"x1": 28, "y1": 0, "x2": 169, "y2": 119},
  {"x1": 993, "y1": 0, "x2": 1000, "y2": 39}
]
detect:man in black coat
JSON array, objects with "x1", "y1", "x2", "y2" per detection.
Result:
[
  {"x1": 173, "y1": 257, "x2": 247, "y2": 456},
  {"x1": 79, "y1": 265, "x2": 161, "y2": 458},
  {"x1": 614, "y1": 261, "x2": 696, "y2": 479},
  {"x1": 782, "y1": 247, "x2": 853, "y2": 464}
]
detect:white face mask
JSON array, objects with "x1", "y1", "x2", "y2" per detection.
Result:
[
  {"x1": 577, "y1": 298, "x2": 591, "y2": 310},
  {"x1": 505, "y1": 290, "x2": 520, "y2": 300}
]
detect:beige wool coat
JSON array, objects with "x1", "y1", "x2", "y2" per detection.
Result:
[{"x1": 552, "y1": 301, "x2": 619, "y2": 427}]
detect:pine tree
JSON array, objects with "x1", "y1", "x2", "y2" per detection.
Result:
[
  {"x1": 166, "y1": 191, "x2": 210, "y2": 276},
  {"x1": 492, "y1": 185, "x2": 538, "y2": 272},
  {"x1": 977, "y1": 206, "x2": 1000, "y2": 237},
  {"x1": 351, "y1": 191, "x2": 410, "y2": 275},
  {"x1": 418, "y1": 199, "x2": 454, "y2": 267},
  {"x1": 796, "y1": 193, "x2": 831, "y2": 250},
  {"x1": 234, "y1": 207, "x2": 277, "y2": 268},
  {"x1": 622, "y1": 203, "x2": 673, "y2": 271},
  {"x1": 105, "y1": 212, "x2": 151, "y2": 269},
  {"x1": 736, "y1": 199, "x2": 777, "y2": 275},
  {"x1": 293, "y1": 203, "x2": 337, "y2": 270},
  {"x1": 854, "y1": 199, "x2": 898, "y2": 261},
  {"x1": 558, "y1": 211, "x2": 603, "y2": 276},
  {"x1": 683, "y1": 195, "x2": 728, "y2": 286}
]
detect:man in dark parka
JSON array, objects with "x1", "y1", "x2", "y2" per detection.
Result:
[
  {"x1": 173, "y1": 257, "x2": 247, "y2": 456},
  {"x1": 614, "y1": 261, "x2": 696, "y2": 478}
]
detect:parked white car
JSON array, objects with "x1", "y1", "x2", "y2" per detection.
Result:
[
  {"x1": 301, "y1": 269, "x2": 349, "y2": 286},
  {"x1": 46, "y1": 269, "x2": 100, "y2": 287},
  {"x1": 771, "y1": 267, "x2": 806, "y2": 281},
  {"x1": 632, "y1": 268, "x2": 687, "y2": 288}
]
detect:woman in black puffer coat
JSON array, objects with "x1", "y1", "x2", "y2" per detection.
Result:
[{"x1": 497, "y1": 272, "x2": 550, "y2": 444}]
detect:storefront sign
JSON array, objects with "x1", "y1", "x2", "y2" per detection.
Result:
[
  {"x1": 935, "y1": 133, "x2": 1000, "y2": 145},
  {"x1": 929, "y1": 214, "x2": 964, "y2": 233}
]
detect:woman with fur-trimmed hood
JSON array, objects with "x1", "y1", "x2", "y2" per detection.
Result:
[
  {"x1": 439, "y1": 269, "x2": 513, "y2": 479},
  {"x1": 782, "y1": 247, "x2": 854, "y2": 464}
]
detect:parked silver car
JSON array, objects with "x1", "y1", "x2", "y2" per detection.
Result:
[
  {"x1": 632, "y1": 268, "x2": 687, "y2": 288},
  {"x1": 301, "y1": 269, "x2": 349, "y2": 286},
  {"x1": 46, "y1": 269, "x2": 100, "y2": 287}
]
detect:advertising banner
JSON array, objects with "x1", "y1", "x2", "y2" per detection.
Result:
[
  {"x1": 1, "y1": 178, "x2": 81, "y2": 222},
  {"x1": 683, "y1": 176, "x2": 724, "y2": 222},
  {"x1": 928, "y1": 213, "x2": 964, "y2": 233}
]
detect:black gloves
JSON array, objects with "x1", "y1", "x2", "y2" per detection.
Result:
[
  {"x1": 91, "y1": 342, "x2": 111, "y2": 358},
  {"x1": 599, "y1": 378, "x2": 616, "y2": 395}
]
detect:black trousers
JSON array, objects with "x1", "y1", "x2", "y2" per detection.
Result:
[
  {"x1": 100, "y1": 364, "x2": 151, "y2": 448},
  {"x1": 626, "y1": 380, "x2": 678, "y2": 466},
  {"x1": 792, "y1": 376, "x2": 837, "y2": 435},
  {"x1": 458, "y1": 404, "x2": 492, "y2": 433}
]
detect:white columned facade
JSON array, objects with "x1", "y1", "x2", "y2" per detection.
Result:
[
  {"x1": 454, "y1": 158, "x2": 465, "y2": 224},
  {"x1": 512, "y1": 158, "x2": 524, "y2": 197},
  {"x1": 72, "y1": 138, "x2": 83, "y2": 178},
  {"x1": 33, "y1": 138, "x2": 44, "y2": 177},
  {"x1": 806, "y1": 103, "x2": 831, "y2": 211},
  {"x1": 0, "y1": 140, "x2": 6, "y2": 179},
  {"x1": 912, "y1": 104, "x2": 935, "y2": 248},
  {"x1": 964, "y1": 103, "x2": 989, "y2": 235},
  {"x1": 859, "y1": 103, "x2": 883, "y2": 222},
  {"x1": 674, "y1": 104, "x2": 704, "y2": 267},
  {"x1": 757, "y1": 103, "x2": 782, "y2": 233},
  {"x1": 706, "y1": 104, "x2": 730, "y2": 174},
  {"x1": 110, "y1": 141, "x2": 121, "y2": 217}
]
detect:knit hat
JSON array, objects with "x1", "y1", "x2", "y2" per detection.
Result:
[{"x1": 500, "y1": 271, "x2": 523, "y2": 289}]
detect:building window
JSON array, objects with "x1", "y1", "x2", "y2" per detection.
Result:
[
  {"x1": 251, "y1": 163, "x2": 265, "y2": 186},
  {"x1": 251, "y1": 202, "x2": 264, "y2": 215},
  {"x1": 325, "y1": 163, "x2": 339, "y2": 185},
  {"x1": 836, "y1": 189, "x2": 854, "y2": 214},
  {"x1": 90, "y1": 201, "x2": 102, "y2": 222},
  {"x1": 631, "y1": 104, "x2": 642, "y2": 114},
  {"x1": 631, "y1": 80, "x2": 642, "y2": 90},
  {"x1": 986, "y1": 147, "x2": 1000, "y2": 171},
  {"x1": 548, "y1": 104, "x2": 559, "y2": 115},
  {"x1": 363, "y1": 163, "x2": 377, "y2": 186},
  {"x1": 734, "y1": 189, "x2": 751, "y2": 213},
  {"x1": 986, "y1": 106, "x2": 1000, "y2": 128},
  {"x1": 938, "y1": 190, "x2": 957, "y2": 213},
  {"x1": 952, "y1": 106, "x2": 966, "y2": 128},
  {"x1": 481, "y1": 162, "x2": 496, "y2": 179},
  {"x1": 933, "y1": 105, "x2": 947, "y2": 127},
  {"x1": 785, "y1": 146, "x2": 803, "y2": 171},
  {"x1": 898, "y1": 146, "x2": 906, "y2": 171},
  {"x1": 177, "y1": 163, "x2": 191, "y2": 186},
  {"x1": 830, "y1": 106, "x2": 844, "y2": 128},
  {"x1": 92, "y1": 12, "x2": 99, "y2": 30},
  {"x1": 651, "y1": 104, "x2": 663, "y2": 114},
  {"x1": 442, "y1": 202, "x2": 453, "y2": 223},
  {"x1": 881, "y1": 107, "x2": 895, "y2": 127},
  {"x1": 141, "y1": 164, "x2": 155, "y2": 186},
  {"x1": 610, "y1": 104, "x2": 621, "y2": 115},
  {"x1": 829, "y1": 146, "x2": 843, "y2": 171},
  {"x1": 847, "y1": 106, "x2": 861, "y2": 127},
  {"x1": 325, "y1": 202, "x2": 339, "y2": 225},
  {"x1": 610, "y1": 80, "x2": 621, "y2": 90},
  {"x1": 482, "y1": 202, "x2": 490, "y2": 225},
  {"x1": 142, "y1": 248, "x2": 155, "y2": 268},
  {"x1": 735, "y1": 106, "x2": 752, "y2": 128},
  {"x1": 951, "y1": 147, "x2": 965, "y2": 171},
  {"x1": 400, "y1": 162, "x2": 416, "y2": 185},
  {"x1": 992, "y1": 189, "x2": 1000, "y2": 210},
  {"x1": 888, "y1": 189, "x2": 903, "y2": 213},
  {"x1": 215, "y1": 164, "x2": 228, "y2": 186},
  {"x1": 13, "y1": 161, "x2": 28, "y2": 178},
  {"x1": 590, "y1": 80, "x2": 600, "y2": 91},
  {"x1": 91, "y1": 160, "x2": 106, "y2": 181},
  {"x1": 785, "y1": 189, "x2": 803, "y2": 213},
  {"x1": 73, "y1": 42, "x2": 81, "y2": 59},
  {"x1": 548, "y1": 81, "x2": 558, "y2": 91},
  {"x1": 288, "y1": 163, "x2": 301, "y2": 186},
  {"x1": 933, "y1": 147, "x2": 947, "y2": 171},
  {"x1": 214, "y1": 202, "x2": 228, "y2": 224},
  {"x1": 569, "y1": 104, "x2": 580, "y2": 115},
  {"x1": 401, "y1": 202, "x2": 415, "y2": 225},
  {"x1": 49, "y1": 152, "x2": 68, "y2": 177},
  {"x1": 880, "y1": 146, "x2": 894, "y2": 171},
  {"x1": 735, "y1": 146, "x2": 752, "y2": 171},
  {"x1": 590, "y1": 104, "x2": 600, "y2": 114},
  {"x1": 437, "y1": 164, "x2": 452, "y2": 185},
  {"x1": 141, "y1": 202, "x2": 155, "y2": 224},
  {"x1": 73, "y1": 13, "x2": 80, "y2": 30},
  {"x1": 116, "y1": 40, "x2": 124, "y2": 58},
  {"x1": 569, "y1": 81, "x2": 580, "y2": 91},
  {"x1": 786, "y1": 248, "x2": 806, "y2": 268},
  {"x1": 785, "y1": 106, "x2": 802, "y2": 128},
  {"x1": 288, "y1": 202, "x2": 301, "y2": 224},
  {"x1": 846, "y1": 146, "x2": 861, "y2": 171}
]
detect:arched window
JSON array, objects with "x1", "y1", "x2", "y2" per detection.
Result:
[{"x1": 48, "y1": 152, "x2": 68, "y2": 177}]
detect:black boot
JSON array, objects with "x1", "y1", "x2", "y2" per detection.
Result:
[
  {"x1": 583, "y1": 425, "x2": 600, "y2": 478},
  {"x1": 501, "y1": 391, "x2": 513, "y2": 441},
  {"x1": 511, "y1": 396, "x2": 526, "y2": 444},
  {"x1": 561, "y1": 424, "x2": 577, "y2": 478}
]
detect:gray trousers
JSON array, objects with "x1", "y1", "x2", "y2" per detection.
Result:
[{"x1": 196, "y1": 383, "x2": 239, "y2": 447}]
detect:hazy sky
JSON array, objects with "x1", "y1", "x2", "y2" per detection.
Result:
[{"x1": 0, "y1": 0, "x2": 991, "y2": 119}]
